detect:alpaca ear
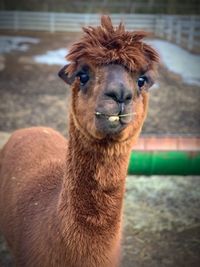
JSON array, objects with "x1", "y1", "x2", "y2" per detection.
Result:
[
  {"x1": 145, "y1": 70, "x2": 156, "y2": 89},
  {"x1": 58, "y1": 64, "x2": 76, "y2": 85}
]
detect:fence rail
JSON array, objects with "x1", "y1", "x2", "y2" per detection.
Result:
[
  {"x1": 0, "y1": 11, "x2": 200, "y2": 52},
  {"x1": 155, "y1": 15, "x2": 200, "y2": 51},
  {"x1": 0, "y1": 11, "x2": 157, "y2": 32}
]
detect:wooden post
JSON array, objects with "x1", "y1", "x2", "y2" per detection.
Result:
[
  {"x1": 167, "y1": 16, "x2": 173, "y2": 41},
  {"x1": 176, "y1": 19, "x2": 182, "y2": 45},
  {"x1": 161, "y1": 18, "x2": 165, "y2": 38},
  {"x1": 14, "y1": 11, "x2": 19, "y2": 31},
  {"x1": 156, "y1": 16, "x2": 165, "y2": 38},
  {"x1": 50, "y1": 12, "x2": 55, "y2": 33},
  {"x1": 155, "y1": 16, "x2": 161, "y2": 37},
  {"x1": 188, "y1": 16, "x2": 195, "y2": 51}
]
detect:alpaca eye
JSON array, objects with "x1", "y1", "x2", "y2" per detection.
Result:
[
  {"x1": 137, "y1": 76, "x2": 147, "y2": 88},
  {"x1": 78, "y1": 72, "x2": 89, "y2": 86}
]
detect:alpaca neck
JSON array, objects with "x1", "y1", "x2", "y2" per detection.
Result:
[{"x1": 59, "y1": 118, "x2": 132, "y2": 231}]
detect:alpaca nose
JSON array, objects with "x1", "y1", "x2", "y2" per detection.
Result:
[{"x1": 105, "y1": 86, "x2": 133, "y2": 104}]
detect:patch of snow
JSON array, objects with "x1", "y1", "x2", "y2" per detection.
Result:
[
  {"x1": 34, "y1": 48, "x2": 69, "y2": 65},
  {"x1": 151, "y1": 82, "x2": 160, "y2": 90},
  {"x1": 148, "y1": 39, "x2": 200, "y2": 86},
  {"x1": 0, "y1": 36, "x2": 39, "y2": 54}
]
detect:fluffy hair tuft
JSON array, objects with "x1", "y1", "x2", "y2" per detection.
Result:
[{"x1": 66, "y1": 15, "x2": 159, "y2": 74}]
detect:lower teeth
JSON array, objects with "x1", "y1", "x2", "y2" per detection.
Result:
[{"x1": 108, "y1": 116, "x2": 119, "y2": 122}]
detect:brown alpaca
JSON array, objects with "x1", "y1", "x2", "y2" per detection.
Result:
[{"x1": 0, "y1": 16, "x2": 159, "y2": 267}]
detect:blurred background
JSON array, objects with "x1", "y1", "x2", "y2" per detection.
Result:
[
  {"x1": 0, "y1": 1, "x2": 200, "y2": 267},
  {"x1": 0, "y1": 0, "x2": 200, "y2": 14}
]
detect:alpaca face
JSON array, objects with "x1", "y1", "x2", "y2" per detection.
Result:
[
  {"x1": 59, "y1": 62, "x2": 154, "y2": 141},
  {"x1": 58, "y1": 16, "x2": 159, "y2": 141}
]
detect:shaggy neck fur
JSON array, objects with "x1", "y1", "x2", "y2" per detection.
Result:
[
  {"x1": 58, "y1": 89, "x2": 149, "y2": 238},
  {"x1": 60, "y1": 116, "x2": 130, "y2": 224},
  {"x1": 57, "y1": 117, "x2": 132, "y2": 266}
]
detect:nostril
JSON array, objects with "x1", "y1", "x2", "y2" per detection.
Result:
[
  {"x1": 125, "y1": 93, "x2": 133, "y2": 102},
  {"x1": 105, "y1": 90, "x2": 133, "y2": 103},
  {"x1": 105, "y1": 91, "x2": 119, "y2": 102}
]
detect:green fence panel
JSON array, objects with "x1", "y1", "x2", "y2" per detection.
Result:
[{"x1": 128, "y1": 151, "x2": 200, "y2": 175}]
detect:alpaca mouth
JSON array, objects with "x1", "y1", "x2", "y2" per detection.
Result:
[
  {"x1": 95, "y1": 111, "x2": 135, "y2": 134},
  {"x1": 95, "y1": 111, "x2": 136, "y2": 122}
]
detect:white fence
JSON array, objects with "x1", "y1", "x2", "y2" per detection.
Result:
[
  {"x1": 0, "y1": 11, "x2": 200, "y2": 51},
  {"x1": 156, "y1": 15, "x2": 200, "y2": 51},
  {"x1": 0, "y1": 11, "x2": 156, "y2": 32}
]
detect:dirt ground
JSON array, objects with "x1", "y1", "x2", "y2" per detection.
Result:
[
  {"x1": 122, "y1": 176, "x2": 200, "y2": 267},
  {"x1": 0, "y1": 31, "x2": 200, "y2": 267}
]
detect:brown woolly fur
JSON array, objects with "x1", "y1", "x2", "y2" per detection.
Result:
[
  {"x1": 0, "y1": 16, "x2": 159, "y2": 267},
  {"x1": 66, "y1": 15, "x2": 159, "y2": 76}
]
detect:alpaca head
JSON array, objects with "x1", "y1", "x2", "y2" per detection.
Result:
[{"x1": 59, "y1": 16, "x2": 159, "y2": 142}]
